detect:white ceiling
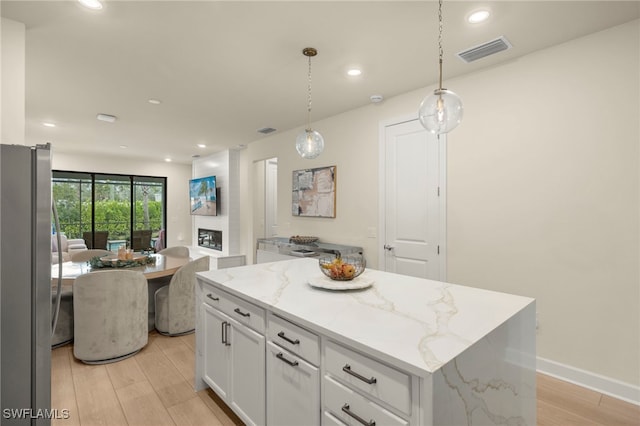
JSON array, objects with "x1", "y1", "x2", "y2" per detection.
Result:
[{"x1": 2, "y1": 1, "x2": 638, "y2": 164}]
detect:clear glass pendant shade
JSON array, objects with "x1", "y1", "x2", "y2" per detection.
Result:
[
  {"x1": 295, "y1": 129, "x2": 324, "y2": 159},
  {"x1": 418, "y1": 89, "x2": 463, "y2": 134}
]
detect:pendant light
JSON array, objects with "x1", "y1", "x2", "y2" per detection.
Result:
[
  {"x1": 296, "y1": 47, "x2": 324, "y2": 159},
  {"x1": 418, "y1": 0, "x2": 463, "y2": 134}
]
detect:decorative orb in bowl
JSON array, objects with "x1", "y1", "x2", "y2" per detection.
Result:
[{"x1": 319, "y1": 255, "x2": 366, "y2": 281}]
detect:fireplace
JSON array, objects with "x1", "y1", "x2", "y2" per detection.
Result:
[{"x1": 198, "y1": 228, "x2": 222, "y2": 251}]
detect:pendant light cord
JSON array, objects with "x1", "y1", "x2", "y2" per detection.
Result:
[
  {"x1": 306, "y1": 54, "x2": 313, "y2": 131},
  {"x1": 437, "y1": 0, "x2": 444, "y2": 91}
]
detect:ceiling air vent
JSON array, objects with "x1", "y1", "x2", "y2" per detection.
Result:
[
  {"x1": 257, "y1": 127, "x2": 277, "y2": 135},
  {"x1": 457, "y1": 36, "x2": 512, "y2": 63}
]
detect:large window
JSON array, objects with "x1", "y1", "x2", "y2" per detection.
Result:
[{"x1": 52, "y1": 171, "x2": 167, "y2": 251}]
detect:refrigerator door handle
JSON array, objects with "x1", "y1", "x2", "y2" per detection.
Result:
[{"x1": 51, "y1": 201, "x2": 64, "y2": 333}]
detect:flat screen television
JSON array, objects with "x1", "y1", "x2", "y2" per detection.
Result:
[{"x1": 189, "y1": 175, "x2": 217, "y2": 216}]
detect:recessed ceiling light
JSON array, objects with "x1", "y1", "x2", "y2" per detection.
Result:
[
  {"x1": 148, "y1": 99, "x2": 162, "y2": 105},
  {"x1": 197, "y1": 144, "x2": 206, "y2": 148},
  {"x1": 42, "y1": 122, "x2": 56, "y2": 128},
  {"x1": 468, "y1": 10, "x2": 490, "y2": 24},
  {"x1": 96, "y1": 113, "x2": 117, "y2": 123},
  {"x1": 119, "y1": 145, "x2": 127, "y2": 149},
  {"x1": 78, "y1": 0, "x2": 103, "y2": 10},
  {"x1": 164, "y1": 158, "x2": 172, "y2": 162},
  {"x1": 347, "y1": 69, "x2": 362, "y2": 77}
]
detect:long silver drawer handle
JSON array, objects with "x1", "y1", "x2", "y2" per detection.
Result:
[
  {"x1": 275, "y1": 352, "x2": 299, "y2": 367},
  {"x1": 342, "y1": 364, "x2": 377, "y2": 384},
  {"x1": 234, "y1": 307, "x2": 250, "y2": 317},
  {"x1": 341, "y1": 403, "x2": 376, "y2": 426},
  {"x1": 207, "y1": 294, "x2": 220, "y2": 301},
  {"x1": 221, "y1": 321, "x2": 226, "y2": 344},
  {"x1": 277, "y1": 331, "x2": 300, "y2": 345}
]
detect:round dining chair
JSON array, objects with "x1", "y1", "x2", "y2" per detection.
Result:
[
  {"x1": 155, "y1": 256, "x2": 210, "y2": 336},
  {"x1": 73, "y1": 270, "x2": 148, "y2": 364},
  {"x1": 70, "y1": 249, "x2": 111, "y2": 262},
  {"x1": 158, "y1": 246, "x2": 190, "y2": 258}
]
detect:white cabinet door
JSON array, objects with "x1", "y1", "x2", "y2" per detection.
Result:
[
  {"x1": 266, "y1": 342, "x2": 320, "y2": 426},
  {"x1": 202, "y1": 303, "x2": 230, "y2": 399},
  {"x1": 229, "y1": 318, "x2": 266, "y2": 426}
]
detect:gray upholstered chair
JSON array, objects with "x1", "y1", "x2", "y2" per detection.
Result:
[
  {"x1": 51, "y1": 289, "x2": 74, "y2": 348},
  {"x1": 157, "y1": 246, "x2": 190, "y2": 258},
  {"x1": 70, "y1": 249, "x2": 111, "y2": 262},
  {"x1": 73, "y1": 270, "x2": 148, "y2": 364},
  {"x1": 155, "y1": 256, "x2": 210, "y2": 336},
  {"x1": 147, "y1": 246, "x2": 191, "y2": 330}
]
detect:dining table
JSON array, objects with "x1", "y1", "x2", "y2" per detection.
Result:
[{"x1": 51, "y1": 253, "x2": 190, "y2": 286}]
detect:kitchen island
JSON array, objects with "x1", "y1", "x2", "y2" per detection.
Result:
[{"x1": 195, "y1": 258, "x2": 536, "y2": 425}]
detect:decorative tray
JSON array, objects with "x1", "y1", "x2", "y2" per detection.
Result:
[
  {"x1": 308, "y1": 274, "x2": 374, "y2": 291},
  {"x1": 289, "y1": 235, "x2": 319, "y2": 244},
  {"x1": 90, "y1": 254, "x2": 156, "y2": 269}
]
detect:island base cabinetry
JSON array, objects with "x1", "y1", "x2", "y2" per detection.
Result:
[
  {"x1": 323, "y1": 375, "x2": 409, "y2": 426},
  {"x1": 200, "y1": 295, "x2": 266, "y2": 426},
  {"x1": 202, "y1": 305, "x2": 230, "y2": 400},
  {"x1": 266, "y1": 342, "x2": 320, "y2": 425},
  {"x1": 322, "y1": 339, "x2": 414, "y2": 425}
]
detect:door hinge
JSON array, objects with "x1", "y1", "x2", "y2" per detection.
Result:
[
  {"x1": 437, "y1": 187, "x2": 440, "y2": 196},
  {"x1": 437, "y1": 245, "x2": 440, "y2": 255}
]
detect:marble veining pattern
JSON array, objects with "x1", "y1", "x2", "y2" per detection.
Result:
[
  {"x1": 433, "y1": 303, "x2": 536, "y2": 425},
  {"x1": 197, "y1": 258, "x2": 534, "y2": 377}
]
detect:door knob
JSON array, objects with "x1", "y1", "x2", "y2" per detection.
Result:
[{"x1": 383, "y1": 244, "x2": 394, "y2": 251}]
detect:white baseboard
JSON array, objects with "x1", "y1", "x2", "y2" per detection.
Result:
[{"x1": 537, "y1": 356, "x2": 640, "y2": 406}]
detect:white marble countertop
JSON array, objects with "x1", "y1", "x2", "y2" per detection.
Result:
[{"x1": 197, "y1": 258, "x2": 534, "y2": 378}]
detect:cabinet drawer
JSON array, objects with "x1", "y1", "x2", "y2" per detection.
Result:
[
  {"x1": 267, "y1": 342, "x2": 320, "y2": 426},
  {"x1": 201, "y1": 281, "x2": 265, "y2": 333},
  {"x1": 222, "y1": 292, "x2": 265, "y2": 333},
  {"x1": 324, "y1": 340, "x2": 412, "y2": 416},
  {"x1": 268, "y1": 314, "x2": 319, "y2": 365},
  {"x1": 201, "y1": 284, "x2": 226, "y2": 310},
  {"x1": 323, "y1": 411, "x2": 347, "y2": 426},
  {"x1": 324, "y1": 376, "x2": 408, "y2": 426}
]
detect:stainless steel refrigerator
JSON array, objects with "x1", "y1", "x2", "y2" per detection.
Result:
[{"x1": 0, "y1": 144, "x2": 51, "y2": 425}]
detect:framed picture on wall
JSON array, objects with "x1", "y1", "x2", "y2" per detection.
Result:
[{"x1": 292, "y1": 165, "x2": 336, "y2": 217}]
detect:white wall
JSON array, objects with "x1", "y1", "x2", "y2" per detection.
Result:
[
  {"x1": 447, "y1": 19, "x2": 639, "y2": 393},
  {"x1": 239, "y1": 20, "x2": 639, "y2": 389},
  {"x1": 192, "y1": 149, "x2": 241, "y2": 255},
  {"x1": 51, "y1": 151, "x2": 192, "y2": 249},
  {"x1": 1, "y1": 18, "x2": 25, "y2": 145}
]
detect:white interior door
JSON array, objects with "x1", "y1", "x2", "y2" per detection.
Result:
[
  {"x1": 381, "y1": 119, "x2": 444, "y2": 280},
  {"x1": 265, "y1": 158, "x2": 278, "y2": 237}
]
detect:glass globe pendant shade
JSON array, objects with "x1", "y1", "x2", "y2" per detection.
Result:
[
  {"x1": 295, "y1": 129, "x2": 324, "y2": 159},
  {"x1": 418, "y1": 88, "x2": 463, "y2": 134}
]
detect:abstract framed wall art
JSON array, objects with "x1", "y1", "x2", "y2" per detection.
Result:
[{"x1": 292, "y1": 165, "x2": 336, "y2": 217}]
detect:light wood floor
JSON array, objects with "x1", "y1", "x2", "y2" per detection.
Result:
[
  {"x1": 52, "y1": 332, "x2": 639, "y2": 425},
  {"x1": 52, "y1": 331, "x2": 243, "y2": 426}
]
